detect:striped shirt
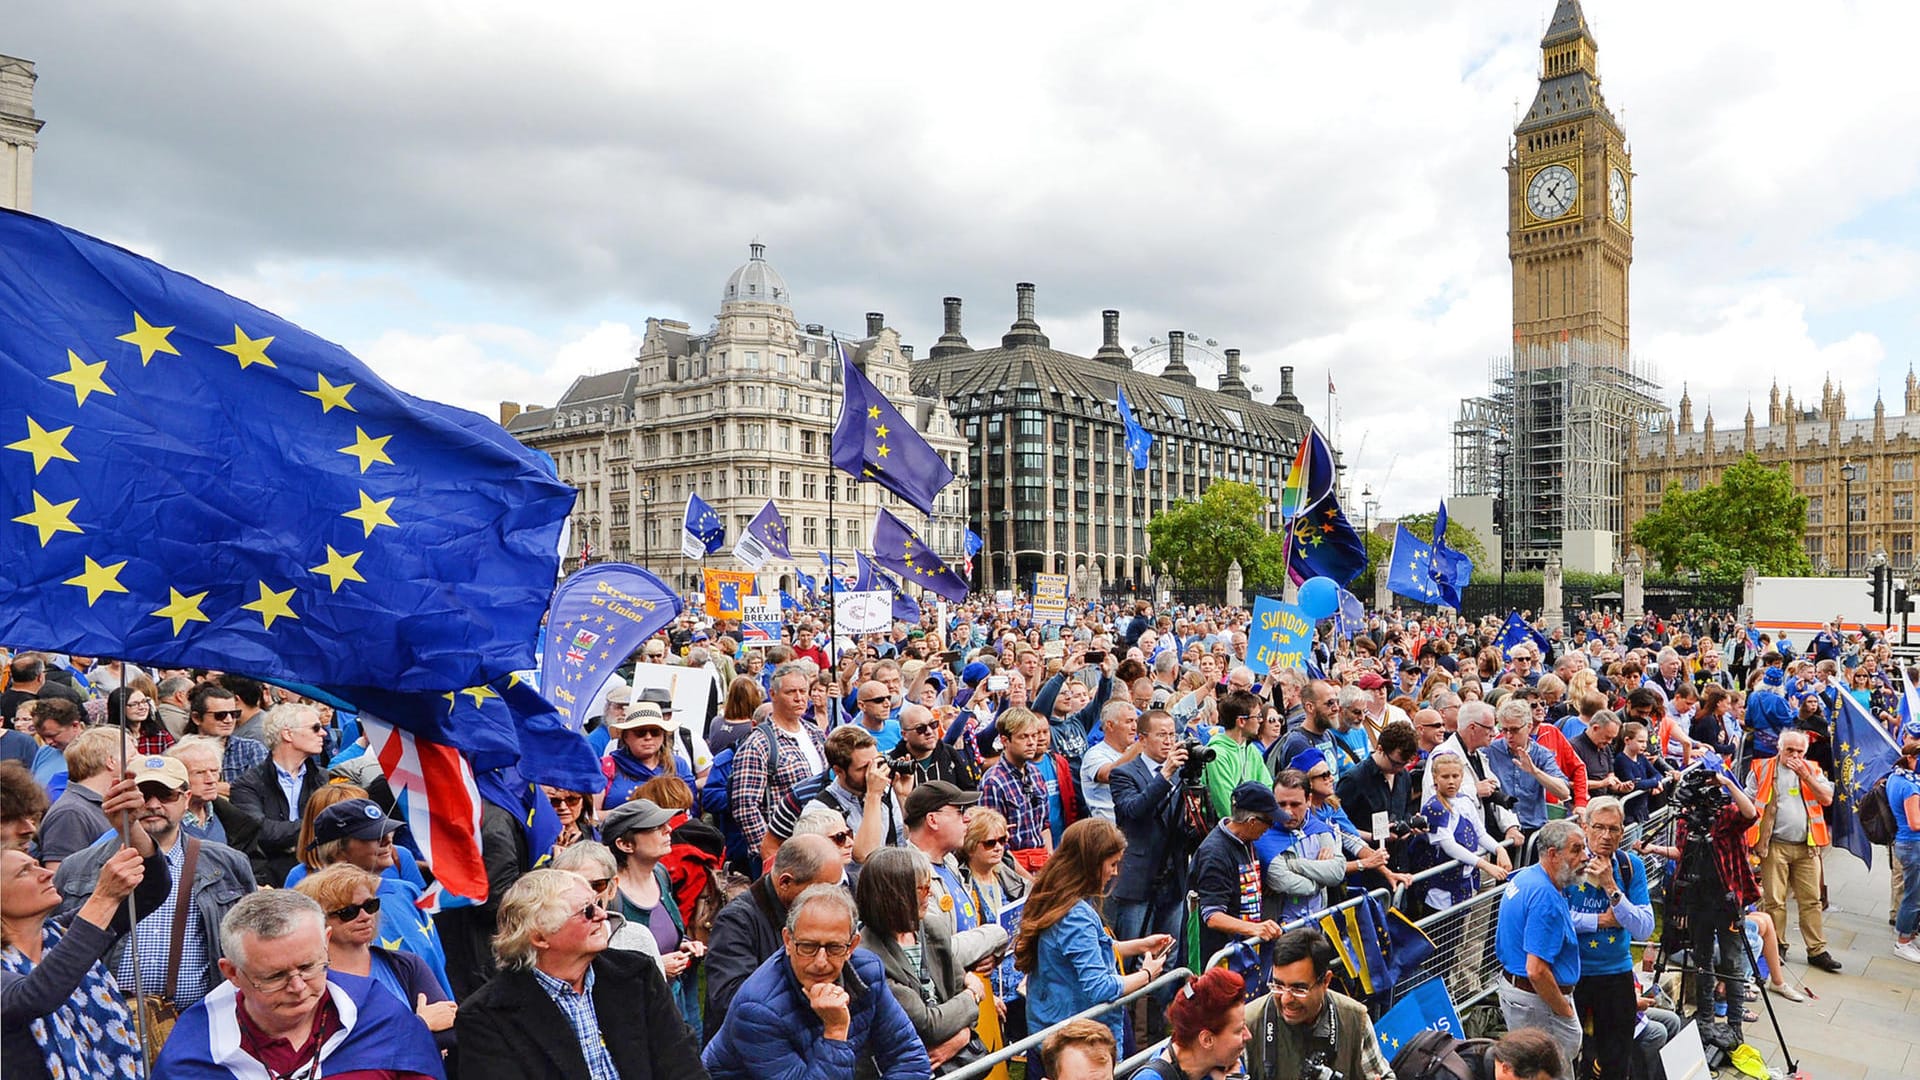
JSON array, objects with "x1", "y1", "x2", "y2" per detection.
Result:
[
  {"x1": 531, "y1": 965, "x2": 620, "y2": 1080},
  {"x1": 116, "y1": 834, "x2": 214, "y2": 1005}
]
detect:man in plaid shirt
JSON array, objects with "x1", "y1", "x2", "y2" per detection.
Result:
[
  {"x1": 731, "y1": 663, "x2": 829, "y2": 864},
  {"x1": 978, "y1": 707, "x2": 1052, "y2": 860}
]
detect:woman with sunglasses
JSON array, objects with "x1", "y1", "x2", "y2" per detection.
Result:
[
  {"x1": 543, "y1": 785, "x2": 598, "y2": 850},
  {"x1": 295, "y1": 863, "x2": 456, "y2": 1051},
  {"x1": 457, "y1": 869, "x2": 708, "y2": 1080},
  {"x1": 292, "y1": 794, "x2": 453, "y2": 995}
]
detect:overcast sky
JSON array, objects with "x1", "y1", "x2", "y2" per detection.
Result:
[{"x1": 11, "y1": 1, "x2": 1919, "y2": 516}]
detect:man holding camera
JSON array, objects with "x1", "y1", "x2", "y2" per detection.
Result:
[{"x1": 1243, "y1": 928, "x2": 1396, "y2": 1080}]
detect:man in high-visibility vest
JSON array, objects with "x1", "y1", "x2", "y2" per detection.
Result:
[{"x1": 1744, "y1": 729, "x2": 1839, "y2": 972}]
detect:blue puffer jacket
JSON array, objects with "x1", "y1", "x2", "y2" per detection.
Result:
[{"x1": 703, "y1": 946, "x2": 932, "y2": 1080}]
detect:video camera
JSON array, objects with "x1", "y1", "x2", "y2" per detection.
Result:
[{"x1": 1176, "y1": 736, "x2": 1216, "y2": 786}]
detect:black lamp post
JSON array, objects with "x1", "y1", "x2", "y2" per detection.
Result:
[
  {"x1": 1493, "y1": 432, "x2": 1511, "y2": 602},
  {"x1": 1840, "y1": 460, "x2": 1859, "y2": 575},
  {"x1": 639, "y1": 483, "x2": 654, "y2": 569}
]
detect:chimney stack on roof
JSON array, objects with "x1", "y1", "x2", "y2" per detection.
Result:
[
  {"x1": 1160, "y1": 330, "x2": 1196, "y2": 386},
  {"x1": 1274, "y1": 365, "x2": 1303, "y2": 411},
  {"x1": 866, "y1": 312, "x2": 885, "y2": 338},
  {"x1": 499, "y1": 402, "x2": 522, "y2": 426},
  {"x1": 929, "y1": 296, "x2": 971, "y2": 359},
  {"x1": 1092, "y1": 309, "x2": 1130, "y2": 367},
  {"x1": 1218, "y1": 348, "x2": 1252, "y2": 399},
  {"x1": 901, "y1": 344, "x2": 914, "y2": 362},
  {"x1": 1001, "y1": 283, "x2": 1051, "y2": 349}
]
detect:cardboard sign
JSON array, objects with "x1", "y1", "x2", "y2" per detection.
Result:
[
  {"x1": 740, "y1": 598, "x2": 781, "y2": 644},
  {"x1": 1032, "y1": 573, "x2": 1070, "y2": 625},
  {"x1": 835, "y1": 590, "x2": 893, "y2": 636}
]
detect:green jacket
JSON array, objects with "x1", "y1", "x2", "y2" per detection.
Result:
[{"x1": 1204, "y1": 731, "x2": 1274, "y2": 819}]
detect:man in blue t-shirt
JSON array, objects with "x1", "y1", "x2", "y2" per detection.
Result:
[
  {"x1": 1891, "y1": 726, "x2": 1920, "y2": 964},
  {"x1": 1495, "y1": 817, "x2": 1589, "y2": 1070},
  {"x1": 1567, "y1": 797, "x2": 1654, "y2": 1080}
]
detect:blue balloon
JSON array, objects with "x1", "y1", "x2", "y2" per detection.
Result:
[{"x1": 1297, "y1": 576, "x2": 1341, "y2": 621}]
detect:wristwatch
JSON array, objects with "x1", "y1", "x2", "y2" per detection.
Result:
[{"x1": 1607, "y1": 890, "x2": 1623, "y2": 906}]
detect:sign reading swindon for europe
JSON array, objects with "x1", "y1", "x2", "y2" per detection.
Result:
[
  {"x1": 740, "y1": 598, "x2": 782, "y2": 644},
  {"x1": 1246, "y1": 595, "x2": 1314, "y2": 675},
  {"x1": 1032, "y1": 573, "x2": 1070, "y2": 625}
]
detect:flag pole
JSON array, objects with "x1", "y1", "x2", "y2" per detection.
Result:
[
  {"x1": 827, "y1": 336, "x2": 840, "y2": 666},
  {"x1": 114, "y1": 702, "x2": 151, "y2": 1078}
]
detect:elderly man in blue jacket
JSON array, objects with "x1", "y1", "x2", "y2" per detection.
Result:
[{"x1": 704, "y1": 884, "x2": 931, "y2": 1080}]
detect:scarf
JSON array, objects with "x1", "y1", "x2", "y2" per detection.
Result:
[{"x1": 1, "y1": 922, "x2": 144, "y2": 1079}]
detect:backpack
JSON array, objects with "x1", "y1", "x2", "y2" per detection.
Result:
[
  {"x1": 1391, "y1": 1029, "x2": 1492, "y2": 1080},
  {"x1": 1856, "y1": 773, "x2": 1897, "y2": 846}
]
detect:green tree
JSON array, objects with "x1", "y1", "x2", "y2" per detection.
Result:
[
  {"x1": 1145, "y1": 481, "x2": 1289, "y2": 589},
  {"x1": 1630, "y1": 454, "x2": 1812, "y2": 580}
]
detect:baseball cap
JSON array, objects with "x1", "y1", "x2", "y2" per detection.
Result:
[
  {"x1": 311, "y1": 798, "x2": 402, "y2": 847},
  {"x1": 904, "y1": 781, "x2": 981, "y2": 826},
  {"x1": 961, "y1": 662, "x2": 991, "y2": 686},
  {"x1": 611, "y1": 701, "x2": 673, "y2": 733},
  {"x1": 131, "y1": 754, "x2": 189, "y2": 790},
  {"x1": 1230, "y1": 781, "x2": 1279, "y2": 818},
  {"x1": 601, "y1": 798, "x2": 676, "y2": 839},
  {"x1": 1355, "y1": 672, "x2": 1386, "y2": 691},
  {"x1": 604, "y1": 685, "x2": 632, "y2": 705}
]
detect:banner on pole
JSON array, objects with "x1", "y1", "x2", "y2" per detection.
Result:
[
  {"x1": 834, "y1": 590, "x2": 893, "y2": 636},
  {"x1": 740, "y1": 597, "x2": 782, "y2": 644},
  {"x1": 1032, "y1": 573, "x2": 1070, "y2": 625}
]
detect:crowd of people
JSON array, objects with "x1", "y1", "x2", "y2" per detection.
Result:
[{"x1": 1, "y1": 599, "x2": 1917, "y2": 1079}]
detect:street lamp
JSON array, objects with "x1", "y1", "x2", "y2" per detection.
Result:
[
  {"x1": 639, "y1": 483, "x2": 654, "y2": 569},
  {"x1": 1841, "y1": 460, "x2": 1859, "y2": 575},
  {"x1": 1492, "y1": 432, "x2": 1511, "y2": 602},
  {"x1": 1361, "y1": 484, "x2": 1377, "y2": 538}
]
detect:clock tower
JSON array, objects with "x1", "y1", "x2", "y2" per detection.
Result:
[{"x1": 1508, "y1": 0, "x2": 1631, "y2": 361}]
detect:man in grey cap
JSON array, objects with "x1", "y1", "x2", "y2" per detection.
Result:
[{"x1": 904, "y1": 781, "x2": 1008, "y2": 970}]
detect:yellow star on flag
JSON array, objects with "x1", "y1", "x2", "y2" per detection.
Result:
[
  {"x1": 150, "y1": 587, "x2": 211, "y2": 636},
  {"x1": 49, "y1": 351, "x2": 115, "y2": 407},
  {"x1": 308, "y1": 546, "x2": 366, "y2": 592},
  {"x1": 117, "y1": 312, "x2": 180, "y2": 365},
  {"x1": 302, "y1": 373, "x2": 358, "y2": 413},
  {"x1": 240, "y1": 580, "x2": 300, "y2": 630},
  {"x1": 216, "y1": 326, "x2": 277, "y2": 370},
  {"x1": 874, "y1": 424, "x2": 889, "y2": 438},
  {"x1": 13, "y1": 491, "x2": 82, "y2": 547},
  {"x1": 867, "y1": 406, "x2": 880, "y2": 418},
  {"x1": 337, "y1": 427, "x2": 393, "y2": 473},
  {"x1": 6, "y1": 417, "x2": 79, "y2": 474},
  {"x1": 343, "y1": 490, "x2": 397, "y2": 536},
  {"x1": 442, "y1": 684, "x2": 498, "y2": 710},
  {"x1": 63, "y1": 556, "x2": 129, "y2": 606},
  {"x1": 877, "y1": 445, "x2": 890, "y2": 458}
]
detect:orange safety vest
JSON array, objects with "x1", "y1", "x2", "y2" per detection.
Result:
[{"x1": 1743, "y1": 756, "x2": 1830, "y2": 849}]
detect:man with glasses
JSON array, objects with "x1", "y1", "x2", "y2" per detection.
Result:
[
  {"x1": 1243, "y1": 928, "x2": 1394, "y2": 1080},
  {"x1": 1427, "y1": 701, "x2": 1524, "y2": 852},
  {"x1": 888, "y1": 703, "x2": 968, "y2": 789},
  {"x1": 848, "y1": 678, "x2": 904, "y2": 753},
  {"x1": 704, "y1": 884, "x2": 931, "y2": 1079},
  {"x1": 704, "y1": 833, "x2": 843, "y2": 1044},
  {"x1": 1482, "y1": 700, "x2": 1570, "y2": 840},
  {"x1": 55, "y1": 754, "x2": 255, "y2": 1012},
  {"x1": 1566, "y1": 797, "x2": 1653, "y2": 1080},
  {"x1": 159, "y1": 889, "x2": 443, "y2": 1078},
  {"x1": 188, "y1": 682, "x2": 269, "y2": 791},
  {"x1": 1495, "y1": 818, "x2": 1591, "y2": 1072},
  {"x1": 230, "y1": 703, "x2": 332, "y2": 887}
]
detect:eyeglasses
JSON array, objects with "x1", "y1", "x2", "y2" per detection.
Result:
[
  {"x1": 860, "y1": 697, "x2": 890, "y2": 705},
  {"x1": 199, "y1": 709, "x2": 242, "y2": 721},
  {"x1": 905, "y1": 722, "x2": 940, "y2": 735},
  {"x1": 138, "y1": 784, "x2": 187, "y2": 802},
  {"x1": 1265, "y1": 977, "x2": 1320, "y2": 998},
  {"x1": 327, "y1": 897, "x2": 383, "y2": 921},
  {"x1": 978, "y1": 836, "x2": 1009, "y2": 848},
  {"x1": 243, "y1": 957, "x2": 329, "y2": 993},
  {"x1": 306, "y1": 724, "x2": 329, "y2": 734},
  {"x1": 827, "y1": 830, "x2": 853, "y2": 845},
  {"x1": 586, "y1": 878, "x2": 612, "y2": 893},
  {"x1": 549, "y1": 794, "x2": 584, "y2": 808},
  {"x1": 574, "y1": 900, "x2": 608, "y2": 923},
  {"x1": 126, "y1": 698, "x2": 152, "y2": 708},
  {"x1": 1587, "y1": 823, "x2": 1624, "y2": 836},
  {"x1": 791, "y1": 938, "x2": 854, "y2": 959}
]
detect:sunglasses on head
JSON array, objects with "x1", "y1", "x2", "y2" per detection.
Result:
[{"x1": 328, "y1": 897, "x2": 383, "y2": 921}]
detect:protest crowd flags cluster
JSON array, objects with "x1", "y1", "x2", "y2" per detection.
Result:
[{"x1": 1280, "y1": 429, "x2": 1368, "y2": 585}]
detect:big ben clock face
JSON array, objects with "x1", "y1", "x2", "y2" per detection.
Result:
[
  {"x1": 1525, "y1": 163, "x2": 1578, "y2": 221},
  {"x1": 1608, "y1": 166, "x2": 1629, "y2": 223}
]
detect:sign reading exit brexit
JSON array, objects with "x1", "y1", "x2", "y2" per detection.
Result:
[{"x1": 1247, "y1": 595, "x2": 1314, "y2": 675}]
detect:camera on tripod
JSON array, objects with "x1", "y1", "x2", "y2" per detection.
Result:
[{"x1": 1176, "y1": 736, "x2": 1216, "y2": 785}]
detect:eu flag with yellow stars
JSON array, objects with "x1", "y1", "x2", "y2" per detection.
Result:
[
  {"x1": 830, "y1": 339, "x2": 953, "y2": 514},
  {"x1": 1281, "y1": 429, "x2": 1368, "y2": 586},
  {"x1": 871, "y1": 509, "x2": 970, "y2": 603},
  {"x1": 0, "y1": 211, "x2": 574, "y2": 692},
  {"x1": 1833, "y1": 688, "x2": 1902, "y2": 867}
]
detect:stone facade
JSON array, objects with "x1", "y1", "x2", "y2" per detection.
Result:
[
  {"x1": 1624, "y1": 374, "x2": 1920, "y2": 573},
  {"x1": 0, "y1": 55, "x2": 41, "y2": 212},
  {"x1": 501, "y1": 244, "x2": 968, "y2": 593}
]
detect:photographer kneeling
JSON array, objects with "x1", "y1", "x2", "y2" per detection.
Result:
[{"x1": 1243, "y1": 928, "x2": 1396, "y2": 1080}]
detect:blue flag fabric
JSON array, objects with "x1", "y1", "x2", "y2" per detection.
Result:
[
  {"x1": 682, "y1": 493, "x2": 724, "y2": 557},
  {"x1": 779, "y1": 589, "x2": 802, "y2": 611},
  {"x1": 347, "y1": 674, "x2": 605, "y2": 796},
  {"x1": 1385, "y1": 525, "x2": 1445, "y2": 606},
  {"x1": 1334, "y1": 586, "x2": 1367, "y2": 640},
  {"x1": 830, "y1": 340, "x2": 953, "y2": 514},
  {"x1": 1374, "y1": 976, "x2": 1464, "y2": 1061},
  {"x1": 965, "y1": 529, "x2": 985, "y2": 558},
  {"x1": 875, "y1": 568, "x2": 923, "y2": 625},
  {"x1": 1117, "y1": 385, "x2": 1153, "y2": 470},
  {"x1": 1833, "y1": 689, "x2": 1903, "y2": 867},
  {"x1": 832, "y1": 552, "x2": 876, "y2": 593},
  {"x1": 1496, "y1": 612, "x2": 1551, "y2": 658},
  {"x1": 0, "y1": 210, "x2": 573, "y2": 692},
  {"x1": 871, "y1": 509, "x2": 970, "y2": 603},
  {"x1": 746, "y1": 499, "x2": 792, "y2": 560},
  {"x1": 1282, "y1": 430, "x2": 1369, "y2": 586},
  {"x1": 796, "y1": 569, "x2": 819, "y2": 598},
  {"x1": 474, "y1": 764, "x2": 564, "y2": 870},
  {"x1": 539, "y1": 564, "x2": 682, "y2": 732},
  {"x1": 818, "y1": 550, "x2": 844, "y2": 569},
  {"x1": 1429, "y1": 501, "x2": 1474, "y2": 608}
]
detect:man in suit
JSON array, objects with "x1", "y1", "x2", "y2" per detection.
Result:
[
  {"x1": 227, "y1": 703, "x2": 330, "y2": 886},
  {"x1": 1108, "y1": 706, "x2": 1193, "y2": 1039}
]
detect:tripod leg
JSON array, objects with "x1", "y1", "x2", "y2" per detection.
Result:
[{"x1": 1735, "y1": 914, "x2": 1796, "y2": 1075}]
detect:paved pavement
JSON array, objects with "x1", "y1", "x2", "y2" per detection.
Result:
[{"x1": 1732, "y1": 846, "x2": 1916, "y2": 1079}]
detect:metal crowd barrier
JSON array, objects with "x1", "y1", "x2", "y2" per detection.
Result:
[{"x1": 951, "y1": 794, "x2": 1684, "y2": 1076}]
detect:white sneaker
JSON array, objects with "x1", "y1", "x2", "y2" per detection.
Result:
[
  {"x1": 1894, "y1": 940, "x2": 1920, "y2": 965},
  {"x1": 1766, "y1": 980, "x2": 1807, "y2": 1002}
]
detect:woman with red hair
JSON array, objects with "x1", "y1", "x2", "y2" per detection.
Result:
[{"x1": 1133, "y1": 968, "x2": 1252, "y2": 1079}]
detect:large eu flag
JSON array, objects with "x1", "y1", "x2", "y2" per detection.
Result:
[
  {"x1": 830, "y1": 340, "x2": 953, "y2": 514},
  {"x1": 681, "y1": 492, "x2": 724, "y2": 558},
  {"x1": 1833, "y1": 690, "x2": 1903, "y2": 867},
  {"x1": 1385, "y1": 525, "x2": 1445, "y2": 605},
  {"x1": 1280, "y1": 430, "x2": 1368, "y2": 585},
  {"x1": 1117, "y1": 385, "x2": 1154, "y2": 470},
  {"x1": 0, "y1": 211, "x2": 572, "y2": 693},
  {"x1": 872, "y1": 509, "x2": 970, "y2": 603}
]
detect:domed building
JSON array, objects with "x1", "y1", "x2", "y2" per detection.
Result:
[{"x1": 501, "y1": 243, "x2": 968, "y2": 595}]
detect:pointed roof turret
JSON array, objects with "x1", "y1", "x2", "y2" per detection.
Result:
[
  {"x1": 1517, "y1": 0, "x2": 1616, "y2": 134},
  {"x1": 1677, "y1": 383, "x2": 1693, "y2": 433}
]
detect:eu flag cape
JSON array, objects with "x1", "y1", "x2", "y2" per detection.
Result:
[{"x1": 0, "y1": 210, "x2": 572, "y2": 692}]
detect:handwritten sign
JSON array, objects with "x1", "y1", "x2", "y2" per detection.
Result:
[
  {"x1": 1246, "y1": 594, "x2": 1314, "y2": 675},
  {"x1": 1032, "y1": 574, "x2": 1070, "y2": 625}
]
